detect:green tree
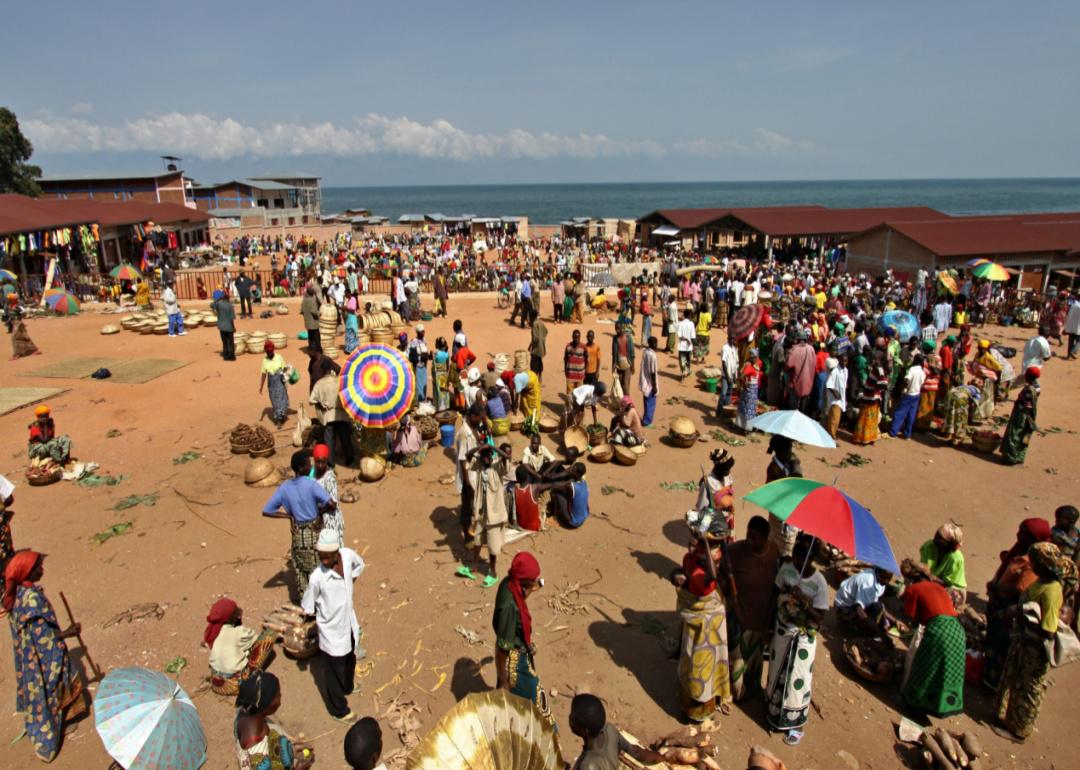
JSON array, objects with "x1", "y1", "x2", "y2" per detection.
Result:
[{"x1": 0, "y1": 107, "x2": 42, "y2": 196}]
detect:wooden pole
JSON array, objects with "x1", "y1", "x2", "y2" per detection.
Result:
[{"x1": 59, "y1": 592, "x2": 104, "y2": 683}]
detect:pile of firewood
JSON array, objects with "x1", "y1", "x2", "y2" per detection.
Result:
[{"x1": 263, "y1": 603, "x2": 317, "y2": 658}]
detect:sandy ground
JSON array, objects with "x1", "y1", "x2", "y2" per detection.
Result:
[{"x1": 1, "y1": 294, "x2": 1077, "y2": 770}]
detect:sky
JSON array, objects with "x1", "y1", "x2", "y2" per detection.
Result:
[{"x1": 4, "y1": 0, "x2": 1079, "y2": 186}]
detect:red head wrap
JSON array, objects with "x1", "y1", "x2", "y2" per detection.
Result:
[
  {"x1": 3, "y1": 551, "x2": 41, "y2": 611},
  {"x1": 312, "y1": 444, "x2": 330, "y2": 460},
  {"x1": 264, "y1": 340, "x2": 275, "y2": 354},
  {"x1": 1026, "y1": 366, "x2": 1041, "y2": 378},
  {"x1": 507, "y1": 552, "x2": 541, "y2": 647},
  {"x1": 204, "y1": 597, "x2": 238, "y2": 647}
]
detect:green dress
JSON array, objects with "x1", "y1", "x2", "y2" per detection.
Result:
[
  {"x1": 492, "y1": 580, "x2": 550, "y2": 719},
  {"x1": 1001, "y1": 382, "x2": 1039, "y2": 465}
]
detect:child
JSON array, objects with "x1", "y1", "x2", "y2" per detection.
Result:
[
  {"x1": 568, "y1": 693, "x2": 664, "y2": 769},
  {"x1": 550, "y1": 462, "x2": 590, "y2": 529},
  {"x1": 465, "y1": 444, "x2": 512, "y2": 585},
  {"x1": 344, "y1": 717, "x2": 384, "y2": 770},
  {"x1": 1051, "y1": 504, "x2": 1080, "y2": 562}
]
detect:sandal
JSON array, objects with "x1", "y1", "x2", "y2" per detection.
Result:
[
  {"x1": 455, "y1": 565, "x2": 478, "y2": 580},
  {"x1": 482, "y1": 575, "x2": 499, "y2": 588},
  {"x1": 783, "y1": 729, "x2": 804, "y2": 745}
]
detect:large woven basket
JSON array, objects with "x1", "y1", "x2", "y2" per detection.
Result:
[
  {"x1": 668, "y1": 431, "x2": 700, "y2": 448},
  {"x1": 588, "y1": 444, "x2": 614, "y2": 463},
  {"x1": 613, "y1": 445, "x2": 638, "y2": 466}
]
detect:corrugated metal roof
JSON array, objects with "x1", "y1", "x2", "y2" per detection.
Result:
[
  {"x1": 248, "y1": 173, "x2": 321, "y2": 182},
  {"x1": 867, "y1": 218, "x2": 1080, "y2": 258},
  {"x1": 638, "y1": 205, "x2": 947, "y2": 236},
  {"x1": 39, "y1": 171, "x2": 183, "y2": 182},
  {"x1": 0, "y1": 194, "x2": 209, "y2": 235}
]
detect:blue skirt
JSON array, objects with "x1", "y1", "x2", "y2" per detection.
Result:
[{"x1": 267, "y1": 372, "x2": 289, "y2": 422}]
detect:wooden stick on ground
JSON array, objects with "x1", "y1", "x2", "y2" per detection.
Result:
[{"x1": 59, "y1": 592, "x2": 103, "y2": 683}]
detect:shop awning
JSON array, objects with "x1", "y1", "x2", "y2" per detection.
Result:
[{"x1": 652, "y1": 225, "x2": 680, "y2": 237}]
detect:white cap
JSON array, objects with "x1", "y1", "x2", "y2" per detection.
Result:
[
  {"x1": 415, "y1": 324, "x2": 425, "y2": 333},
  {"x1": 315, "y1": 529, "x2": 340, "y2": 552}
]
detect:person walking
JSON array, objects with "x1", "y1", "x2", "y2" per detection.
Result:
[
  {"x1": 676, "y1": 308, "x2": 696, "y2": 380},
  {"x1": 613, "y1": 323, "x2": 636, "y2": 396},
  {"x1": 890, "y1": 354, "x2": 926, "y2": 439},
  {"x1": 639, "y1": 336, "x2": 659, "y2": 427},
  {"x1": 433, "y1": 268, "x2": 449, "y2": 317},
  {"x1": 162, "y1": 280, "x2": 186, "y2": 337},
  {"x1": 211, "y1": 289, "x2": 236, "y2": 360},
  {"x1": 528, "y1": 310, "x2": 547, "y2": 382},
  {"x1": 302, "y1": 529, "x2": 366, "y2": 723}
]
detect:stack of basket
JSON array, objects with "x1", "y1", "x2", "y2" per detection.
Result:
[
  {"x1": 234, "y1": 331, "x2": 249, "y2": 355},
  {"x1": 370, "y1": 328, "x2": 393, "y2": 346},
  {"x1": 513, "y1": 349, "x2": 529, "y2": 373},
  {"x1": 269, "y1": 332, "x2": 288, "y2": 350},
  {"x1": 247, "y1": 330, "x2": 268, "y2": 355},
  {"x1": 493, "y1": 352, "x2": 510, "y2": 377},
  {"x1": 668, "y1": 415, "x2": 700, "y2": 448},
  {"x1": 318, "y1": 304, "x2": 339, "y2": 348}
]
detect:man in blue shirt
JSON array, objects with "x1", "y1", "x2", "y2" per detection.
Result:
[
  {"x1": 551, "y1": 462, "x2": 590, "y2": 528},
  {"x1": 519, "y1": 274, "x2": 533, "y2": 328},
  {"x1": 263, "y1": 450, "x2": 336, "y2": 599}
]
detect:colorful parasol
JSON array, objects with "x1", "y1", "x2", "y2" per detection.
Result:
[
  {"x1": 876, "y1": 310, "x2": 920, "y2": 342},
  {"x1": 970, "y1": 261, "x2": 1010, "y2": 281},
  {"x1": 94, "y1": 667, "x2": 206, "y2": 770},
  {"x1": 110, "y1": 263, "x2": 143, "y2": 281},
  {"x1": 44, "y1": 290, "x2": 80, "y2": 315},
  {"x1": 1, "y1": 283, "x2": 16, "y2": 298},
  {"x1": 339, "y1": 343, "x2": 416, "y2": 427},
  {"x1": 744, "y1": 478, "x2": 899, "y2": 573},
  {"x1": 0, "y1": 268, "x2": 16, "y2": 283},
  {"x1": 748, "y1": 409, "x2": 837, "y2": 449},
  {"x1": 406, "y1": 689, "x2": 561, "y2": 770},
  {"x1": 938, "y1": 273, "x2": 959, "y2": 294},
  {"x1": 965, "y1": 258, "x2": 990, "y2": 268},
  {"x1": 729, "y1": 303, "x2": 765, "y2": 340}
]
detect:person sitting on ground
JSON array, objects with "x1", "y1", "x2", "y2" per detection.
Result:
[
  {"x1": 520, "y1": 433, "x2": 556, "y2": 480},
  {"x1": 204, "y1": 597, "x2": 277, "y2": 696},
  {"x1": 834, "y1": 568, "x2": 897, "y2": 637},
  {"x1": 608, "y1": 396, "x2": 645, "y2": 447},
  {"x1": 915, "y1": 523, "x2": 967, "y2": 607},
  {"x1": 568, "y1": 692, "x2": 665, "y2": 769},
  {"x1": 389, "y1": 414, "x2": 425, "y2": 467},
  {"x1": 344, "y1": 717, "x2": 385, "y2": 770},
  {"x1": 235, "y1": 671, "x2": 314, "y2": 770},
  {"x1": 550, "y1": 462, "x2": 590, "y2": 529},
  {"x1": 512, "y1": 464, "x2": 560, "y2": 533},
  {"x1": 27, "y1": 405, "x2": 71, "y2": 465}
]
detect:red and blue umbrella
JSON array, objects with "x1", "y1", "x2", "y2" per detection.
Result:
[
  {"x1": 744, "y1": 478, "x2": 899, "y2": 573},
  {"x1": 44, "y1": 290, "x2": 80, "y2": 316},
  {"x1": 110, "y1": 263, "x2": 143, "y2": 281},
  {"x1": 339, "y1": 343, "x2": 415, "y2": 428}
]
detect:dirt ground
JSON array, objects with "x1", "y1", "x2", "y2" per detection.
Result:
[{"x1": 1, "y1": 294, "x2": 1077, "y2": 770}]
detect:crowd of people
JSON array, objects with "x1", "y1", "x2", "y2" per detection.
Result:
[{"x1": 4, "y1": 231, "x2": 1080, "y2": 769}]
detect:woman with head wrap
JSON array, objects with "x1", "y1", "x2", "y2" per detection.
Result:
[
  {"x1": 765, "y1": 435, "x2": 802, "y2": 557},
  {"x1": 982, "y1": 519, "x2": 1053, "y2": 690},
  {"x1": 432, "y1": 337, "x2": 451, "y2": 412},
  {"x1": 492, "y1": 552, "x2": 552, "y2": 722},
  {"x1": 309, "y1": 444, "x2": 345, "y2": 541},
  {"x1": 27, "y1": 404, "x2": 72, "y2": 465},
  {"x1": 995, "y1": 543, "x2": 1071, "y2": 741},
  {"x1": 259, "y1": 340, "x2": 291, "y2": 427},
  {"x1": 235, "y1": 671, "x2": 314, "y2": 769},
  {"x1": 852, "y1": 348, "x2": 888, "y2": 445},
  {"x1": 916, "y1": 524, "x2": 967, "y2": 607},
  {"x1": 914, "y1": 339, "x2": 941, "y2": 431},
  {"x1": 672, "y1": 508, "x2": 733, "y2": 722},
  {"x1": 898, "y1": 578, "x2": 966, "y2": 718},
  {"x1": 608, "y1": 396, "x2": 645, "y2": 447},
  {"x1": 205, "y1": 598, "x2": 278, "y2": 696},
  {"x1": 696, "y1": 448, "x2": 736, "y2": 542},
  {"x1": 939, "y1": 364, "x2": 988, "y2": 447},
  {"x1": 1000, "y1": 366, "x2": 1041, "y2": 465},
  {"x1": 4, "y1": 551, "x2": 87, "y2": 762}
]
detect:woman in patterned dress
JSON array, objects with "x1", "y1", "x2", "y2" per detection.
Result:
[{"x1": 4, "y1": 551, "x2": 88, "y2": 763}]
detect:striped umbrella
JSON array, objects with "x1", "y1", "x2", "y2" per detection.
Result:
[
  {"x1": 965, "y1": 258, "x2": 990, "y2": 268},
  {"x1": 44, "y1": 290, "x2": 80, "y2": 315},
  {"x1": 94, "y1": 667, "x2": 206, "y2": 770},
  {"x1": 0, "y1": 268, "x2": 16, "y2": 283},
  {"x1": 938, "y1": 273, "x2": 959, "y2": 294},
  {"x1": 339, "y1": 343, "x2": 416, "y2": 427},
  {"x1": 745, "y1": 478, "x2": 899, "y2": 573},
  {"x1": 970, "y1": 261, "x2": 1010, "y2": 281},
  {"x1": 110, "y1": 263, "x2": 143, "y2": 281}
]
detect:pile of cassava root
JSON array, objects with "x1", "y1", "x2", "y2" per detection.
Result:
[{"x1": 921, "y1": 727, "x2": 986, "y2": 770}]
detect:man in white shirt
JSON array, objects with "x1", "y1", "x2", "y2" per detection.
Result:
[
  {"x1": 676, "y1": 308, "x2": 696, "y2": 380},
  {"x1": 1066, "y1": 296, "x2": 1080, "y2": 360},
  {"x1": 731, "y1": 278, "x2": 745, "y2": 308},
  {"x1": 1021, "y1": 325, "x2": 1053, "y2": 371},
  {"x1": 302, "y1": 529, "x2": 366, "y2": 722},
  {"x1": 718, "y1": 336, "x2": 739, "y2": 412},
  {"x1": 889, "y1": 354, "x2": 927, "y2": 439}
]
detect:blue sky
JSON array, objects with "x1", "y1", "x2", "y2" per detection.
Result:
[{"x1": 5, "y1": 0, "x2": 1078, "y2": 185}]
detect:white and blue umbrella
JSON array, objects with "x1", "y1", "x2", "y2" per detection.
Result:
[
  {"x1": 94, "y1": 667, "x2": 206, "y2": 770},
  {"x1": 876, "y1": 310, "x2": 920, "y2": 342},
  {"x1": 748, "y1": 409, "x2": 837, "y2": 449}
]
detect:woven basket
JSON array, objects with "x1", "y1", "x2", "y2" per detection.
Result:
[
  {"x1": 668, "y1": 431, "x2": 699, "y2": 448},
  {"x1": 359, "y1": 456, "x2": 387, "y2": 482},
  {"x1": 669, "y1": 415, "x2": 697, "y2": 437},
  {"x1": 538, "y1": 415, "x2": 559, "y2": 433},
  {"x1": 842, "y1": 639, "x2": 900, "y2": 683},
  {"x1": 435, "y1": 410, "x2": 458, "y2": 426},
  {"x1": 231, "y1": 440, "x2": 253, "y2": 454},
  {"x1": 26, "y1": 466, "x2": 63, "y2": 486},
  {"x1": 509, "y1": 414, "x2": 525, "y2": 431},
  {"x1": 249, "y1": 446, "x2": 275, "y2": 458},
  {"x1": 588, "y1": 444, "x2": 614, "y2": 463},
  {"x1": 563, "y1": 426, "x2": 589, "y2": 455},
  {"x1": 972, "y1": 431, "x2": 1002, "y2": 453},
  {"x1": 586, "y1": 425, "x2": 608, "y2": 447},
  {"x1": 613, "y1": 445, "x2": 638, "y2": 466}
]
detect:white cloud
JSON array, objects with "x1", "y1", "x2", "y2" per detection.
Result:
[{"x1": 23, "y1": 112, "x2": 813, "y2": 162}]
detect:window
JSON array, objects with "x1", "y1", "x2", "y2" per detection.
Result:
[{"x1": 257, "y1": 198, "x2": 269, "y2": 208}]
